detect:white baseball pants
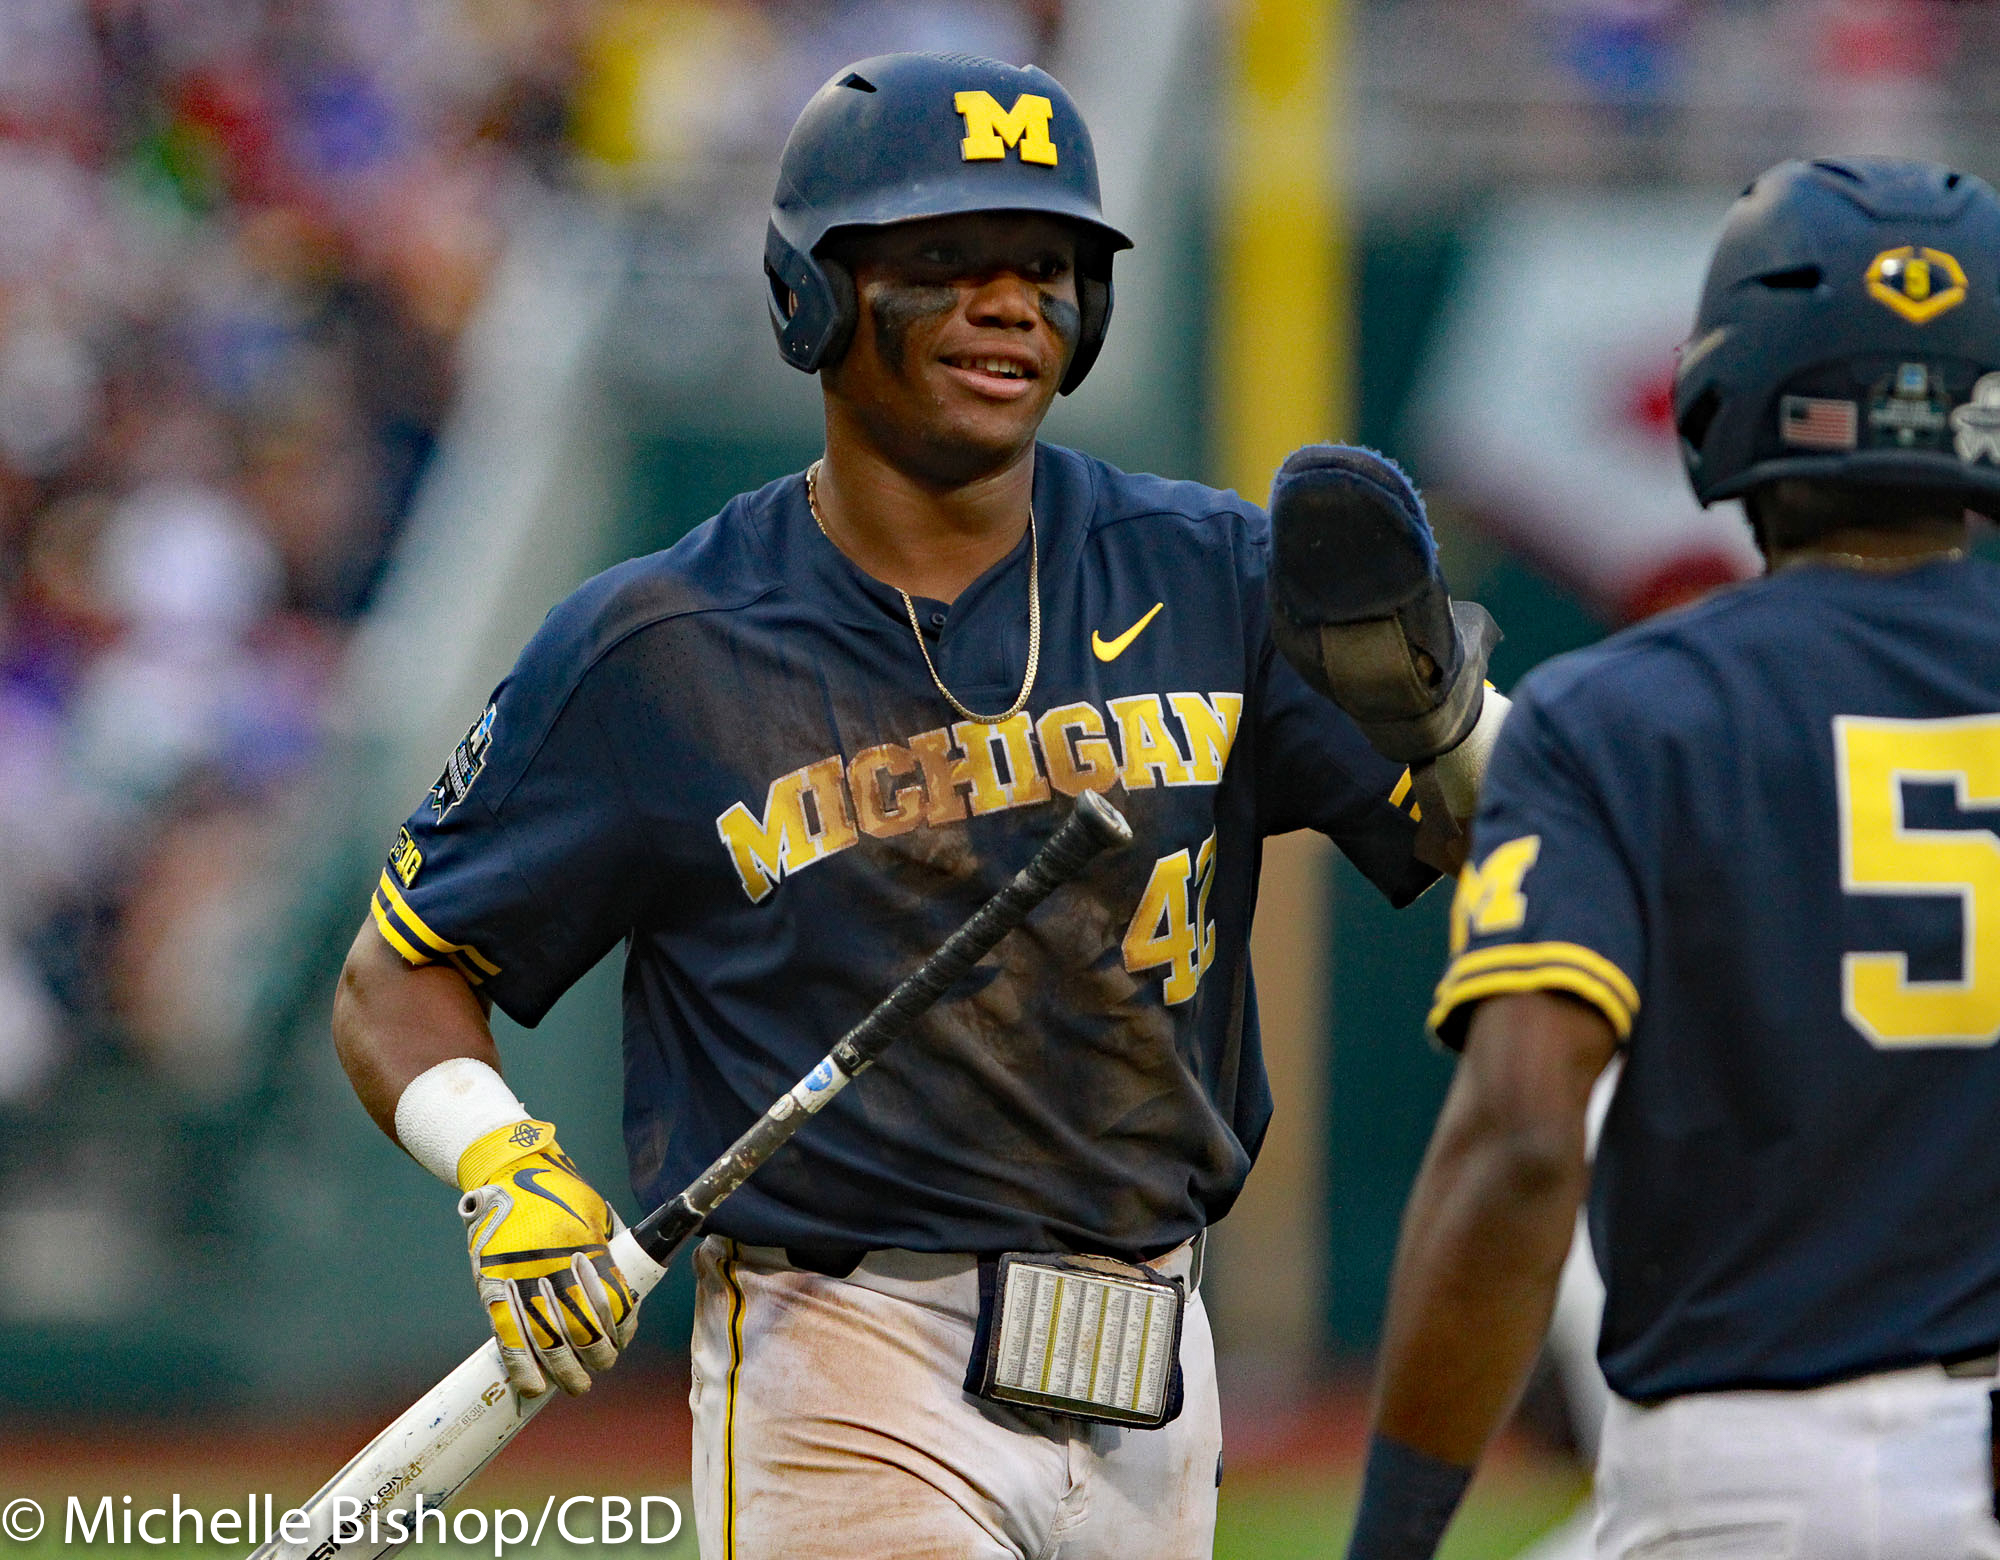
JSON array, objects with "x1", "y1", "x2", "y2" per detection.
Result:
[
  {"x1": 1594, "y1": 1364, "x2": 2000, "y2": 1559},
  {"x1": 687, "y1": 1237, "x2": 1221, "y2": 1560}
]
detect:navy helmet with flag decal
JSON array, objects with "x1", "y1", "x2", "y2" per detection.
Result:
[
  {"x1": 764, "y1": 52, "x2": 1132, "y2": 395},
  {"x1": 1674, "y1": 157, "x2": 2000, "y2": 513}
]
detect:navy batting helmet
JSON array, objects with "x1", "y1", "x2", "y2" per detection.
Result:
[
  {"x1": 764, "y1": 53, "x2": 1132, "y2": 395},
  {"x1": 1674, "y1": 157, "x2": 2000, "y2": 511}
]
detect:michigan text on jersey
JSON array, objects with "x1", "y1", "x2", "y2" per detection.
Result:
[{"x1": 716, "y1": 691, "x2": 1242, "y2": 903}]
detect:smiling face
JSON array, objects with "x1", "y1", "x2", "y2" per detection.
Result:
[{"x1": 820, "y1": 211, "x2": 1082, "y2": 487}]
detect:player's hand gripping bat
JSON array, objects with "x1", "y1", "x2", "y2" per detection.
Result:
[{"x1": 253, "y1": 791, "x2": 1132, "y2": 1560}]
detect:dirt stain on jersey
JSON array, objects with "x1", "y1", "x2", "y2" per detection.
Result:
[
  {"x1": 840, "y1": 816, "x2": 1246, "y2": 1250},
  {"x1": 656, "y1": 667, "x2": 1254, "y2": 1255}
]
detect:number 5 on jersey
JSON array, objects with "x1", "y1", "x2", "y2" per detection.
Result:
[
  {"x1": 1836, "y1": 713, "x2": 2000, "y2": 1047},
  {"x1": 1124, "y1": 832, "x2": 1217, "y2": 1004}
]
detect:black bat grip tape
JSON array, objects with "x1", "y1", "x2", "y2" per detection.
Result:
[{"x1": 628, "y1": 792, "x2": 1130, "y2": 1268}]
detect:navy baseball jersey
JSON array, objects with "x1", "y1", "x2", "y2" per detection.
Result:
[
  {"x1": 1431, "y1": 555, "x2": 2000, "y2": 1401},
  {"x1": 372, "y1": 443, "x2": 1431, "y2": 1260}
]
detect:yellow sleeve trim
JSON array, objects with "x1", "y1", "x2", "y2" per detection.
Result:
[
  {"x1": 369, "y1": 894, "x2": 430, "y2": 966},
  {"x1": 369, "y1": 900, "x2": 485, "y2": 985},
  {"x1": 1387, "y1": 768, "x2": 1422, "y2": 821},
  {"x1": 1427, "y1": 966, "x2": 1634, "y2": 1042},
  {"x1": 1428, "y1": 940, "x2": 1639, "y2": 1042},
  {"x1": 375, "y1": 871, "x2": 502, "y2": 977},
  {"x1": 1440, "y1": 939, "x2": 1639, "y2": 1013}
]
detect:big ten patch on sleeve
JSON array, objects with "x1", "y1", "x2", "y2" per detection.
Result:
[{"x1": 390, "y1": 826, "x2": 423, "y2": 888}]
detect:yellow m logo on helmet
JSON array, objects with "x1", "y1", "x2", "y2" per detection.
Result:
[{"x1": 955, "y1": 90, "x2": 1058, "y2": 167}]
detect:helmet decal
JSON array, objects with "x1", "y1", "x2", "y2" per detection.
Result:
[
  {"x1": 1673, "y1": 158, "x2": 2000, "y2": 509},
  {"x1": 1865, "y1": 246, "x2": 1967, "y2": 325},
  {"x1": 1950, "y1": 374, "x2": 2000, "y2": 465},
  {"x1": 763, "y1": 53, "x2": 1130, "y2": 394},
  {"x1": 1865, "y1": 362, "x2": 1949, "y2": 448},
  {"x1": 955, "y1": 91, "x2": 1059, "y2": 166},
  {"x1": 1778, "y1": 395, "x2": 1859, "y2": 451}
]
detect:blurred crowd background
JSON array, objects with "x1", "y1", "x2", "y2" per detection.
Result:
[
  {"x1": 1, "y1": 9, "x2": 1997, "y2": 1540},
  {"x1": 1364, "y1": 0, "x2": 2000, "y2": 191},
  {"x1": 14, "y1": 0, "x2": 1994, "y2": 1109},
  {"x1": 0, "y1": 0, "x2": 1061, "y2": 1105}
]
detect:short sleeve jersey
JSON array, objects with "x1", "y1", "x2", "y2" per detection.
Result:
[
  {"x1": 1431, "y1": 556, "x2": 2000, "y2": 1401},
  {"x1": 373, "y1": 443, "x2": 1431, "y2": 1259}
]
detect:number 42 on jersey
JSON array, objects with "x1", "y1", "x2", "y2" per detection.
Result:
[{"x1": 1123, "y1": 831, "x2": 1218, "y2": 1005}]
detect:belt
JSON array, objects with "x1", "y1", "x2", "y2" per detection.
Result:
[
  {"x1": 1944, "y1": 1348, "x2": 2000, "y2": 1379},
  {"x1": 782, "y1": 1245, "x2": 869, "y2": 1278},
  {"x1": 780, "y1": 1232, "x2": 1208, "y2": 1286}
]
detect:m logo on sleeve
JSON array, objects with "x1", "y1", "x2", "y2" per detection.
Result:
[
  {"x1": 1430, "y1": 830, "x2": 1638, "y2": 1044},
  {"x1": 1448, "y1": 835, "x2": 1542, "y2": 954},
  {"x1": 955, "y1": 91, "x2": 1058, "y2": 166}
]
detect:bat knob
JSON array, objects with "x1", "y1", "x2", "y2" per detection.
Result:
[{"x1": 1073, "y1": 790, "x2": 1134, "y2": 850}]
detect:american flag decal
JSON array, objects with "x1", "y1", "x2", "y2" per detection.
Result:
[{"x1": 1780, "y1": 395, "x2": 1858, "y2": 450}]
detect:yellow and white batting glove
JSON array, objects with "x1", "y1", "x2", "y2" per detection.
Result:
[{"x1": 455, "y1": 1120, "x2": 639, "y2": 1397}]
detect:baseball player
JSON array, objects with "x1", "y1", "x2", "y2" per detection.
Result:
[
  {"x1": 330, "y1": 53, "x2": 1501, "y2": 1559},
  {"x1": 1343, "y1": 157, "x2": 2000, "y2": 1560}
]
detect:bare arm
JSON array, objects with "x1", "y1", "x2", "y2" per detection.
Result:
[
  {"x1": 331, "y1": 921, "x2": 502, "y2": 1142},
  {"x1": 332, "y1": 920, "x2": 639, "y2": 1395},
  {"x1": 1343, "y1": 991, "x2": 1617, "y2": 1559},
  {"x1": 1372, "y1": 990, "x2": 1617, "y2": 1462}
]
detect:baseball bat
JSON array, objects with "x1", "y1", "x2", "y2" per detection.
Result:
[{"x1": 253, "y1": 791, "x2": 1132, "y2": 1560}]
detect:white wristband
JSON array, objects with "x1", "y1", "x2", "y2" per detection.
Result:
[
  {"x1": 1431, "y1": 687, "x2": 1512, "y2": 821},
  {"x1": 393, "y1": 1057, "x2": 531, "y2": 1187}
]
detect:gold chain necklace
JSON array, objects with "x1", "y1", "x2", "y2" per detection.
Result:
[{"x1": 807, "y1": 459, "x2": 1041, "y2": 724}]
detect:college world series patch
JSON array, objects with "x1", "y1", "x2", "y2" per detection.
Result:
[{"x1": 430, "y1": 703, "x2": 496, "y2": 820}]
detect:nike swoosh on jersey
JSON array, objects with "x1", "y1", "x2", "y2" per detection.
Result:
[{"x1": 1092, "y1": 601, "x2": 1165, "y2": 662}]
